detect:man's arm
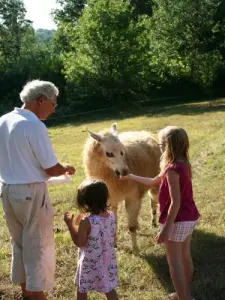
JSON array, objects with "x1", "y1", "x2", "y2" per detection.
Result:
[
  {"x1": 45, "y1": 163, "x2": 75, "y2": 176},
  {"x1": 29, "y1": 123, "x2": 75, "y2": 176}
]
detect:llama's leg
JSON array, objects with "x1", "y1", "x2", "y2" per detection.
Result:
[
  {"x1": 148, "y1": 189, "x2": 158, "y2": 227},
  {"x1": 125, "y1": 197, "x2": 142, "y2": 252},
  {"x1": 111, "y1": 205, "x2": 118, "y2": 247}
]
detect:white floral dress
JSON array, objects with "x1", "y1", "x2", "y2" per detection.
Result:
[{"x1": 75, "y1": 212, "x2": 118, "y2": 293}]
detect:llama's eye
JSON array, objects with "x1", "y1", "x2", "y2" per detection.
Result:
[
  {"x1": 106, "y1": 152, "x2": 114, "y2": 158},
  {"x1": 121, "y1": 151, "x2": 123, "y2": 156}
]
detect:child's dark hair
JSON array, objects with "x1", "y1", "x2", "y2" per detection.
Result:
[{"x1": 76, "y1": 179, "x2": 109, "y2": 215}]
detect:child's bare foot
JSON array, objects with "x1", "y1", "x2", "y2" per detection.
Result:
[{"x1": 164, "y1": 294, "x2": 195, "y2": 300}]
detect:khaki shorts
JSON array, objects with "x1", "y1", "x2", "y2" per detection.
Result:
[{"x1": 0, "y1": 182, "x2": 55, "y2": 291}]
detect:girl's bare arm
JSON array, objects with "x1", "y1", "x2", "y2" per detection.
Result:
[
  {"x1": 164, "y1": 170, "x2": 181, "y2": 227},
  {"x1": 64, "y1": 213, "x2": 90, "y2": 247},
  {"x1": 120, "y1": 173, "x2": 162, "y2": 187}
]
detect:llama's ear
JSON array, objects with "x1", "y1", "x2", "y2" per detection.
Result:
[
  {"x1": 110, "y1": 123, "x2": 118, "y2": 136},
  {"x1": 86, "y1": 128, "x2": 103, "y2": 142}
]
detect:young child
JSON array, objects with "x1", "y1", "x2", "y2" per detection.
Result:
[
  {"x1": 120, "y1": 126, "x2": 200, "y2": 300},
  {"x1": 64, "y1": 179, "x2": 119, "y2": 300}
]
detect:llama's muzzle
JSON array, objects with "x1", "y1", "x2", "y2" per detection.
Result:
[{"x1": 115, "y1": 168, "x2": 129, "y2": 178}]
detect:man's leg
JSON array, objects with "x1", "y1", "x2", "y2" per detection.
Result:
[
  {"x1": 1, "y1": 184, "x2": 27, "y2": 295},
  {"x1": 21, "y1": 183, "x2": 55, "y2": 294},
  {"x1": 30, "y1": 291, "x2": 47, "y2": 300},
  {"x1": 21, "y1": 283, "x2": 32, "y2": 298}
]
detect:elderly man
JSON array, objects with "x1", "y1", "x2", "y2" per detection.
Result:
[{"x1": 0, "y1": 80, "x2": 75, "y2": 300}]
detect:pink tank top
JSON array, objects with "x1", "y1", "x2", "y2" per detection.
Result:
[{"x1": 159, "y1": 161, "x2": 200, "y2": 224}]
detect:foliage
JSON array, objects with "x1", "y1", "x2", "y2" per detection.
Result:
[
  {"x1": 129, "y1": 0, "x2": 153, "y2": 19},
  {"x1": 0, "y1": 0, "x2": 33, "y2": 62},
  {"x1": 60, "y1": 0, "x2": 158, "y2": 107},
  {"x1": 0, "y1": 0, "x2": 65, "y2": 114},
  {"x1": 53, "y1": 0, "x2": 87, "y2": 24},
  {"x1": 150, "y1": 0, "x2": 225, "y2": 87},
  {"x1": 1, "y1": 0, "x2": 225, "y2": 114},
  {"x1": 36, "y1": 29, "x2": 56, "y2": 44}
]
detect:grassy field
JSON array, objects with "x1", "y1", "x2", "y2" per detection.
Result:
[{"x1": 1, "y1": 99, "x2": 225, "y2": 300}]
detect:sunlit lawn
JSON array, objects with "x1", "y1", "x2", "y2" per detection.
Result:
[{"x1": 1, "y1": 99, "x2": 225, "y2": 300}]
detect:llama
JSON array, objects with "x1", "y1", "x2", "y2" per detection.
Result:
[{"x1": 83, "y1": 123, "x2": 161, "y2": 251}]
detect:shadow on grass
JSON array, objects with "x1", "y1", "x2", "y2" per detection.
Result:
[
  {"x1": 141, "y1": 229, "x2": 225, "y2": 300},
  {"x1": 44, "y1": 97, "x2": 225, "y2": 129}
]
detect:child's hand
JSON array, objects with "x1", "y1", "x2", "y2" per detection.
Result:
[
  {"x1": 75, "y1": 214, "x2": 83, "y2": 225},
  {"x1": 119, "y1": 174, "x2": 133, "y2": 180},
  {"x1": 64, "y1": 212, "x2": 75, "y2": 229},
  {"x1": 155, "y1": 226, "x2": 171, "y2": 244}
]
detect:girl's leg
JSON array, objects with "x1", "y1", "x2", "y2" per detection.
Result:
[
  {"x1": 105, "y1": 289, "x2": 118, "y2": 300},
  {"x1": 182, "y1": 235, "x2": 193, "y2": 298},
  {"x1": 76, "y1": 289, "x2": 87, "y2": 300},
  {"x1": 166, "y1": 241, "x2": 189, "y2": 300}
]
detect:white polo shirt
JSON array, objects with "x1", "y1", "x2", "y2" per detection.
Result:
[{"x1": 0, "y1": 108, "x2": 58, "y2": 184}]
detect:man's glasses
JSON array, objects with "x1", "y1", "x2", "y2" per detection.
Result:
[
  {"x1": 37, "y1": 95, "x2": 58, "y2": 108},
  {"x1": 48, "y1": 99, "x2": 58, "y2": 108}
]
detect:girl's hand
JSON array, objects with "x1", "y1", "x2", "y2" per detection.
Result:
[
  {"x1": 155, "y1": 226, "x2": 172, "y2": 244},
  {"x1": 64, "y1": 212, "x2": 75, "y2": 229},
  {"x1": 75, "y1": 214, "x2": 83, "y2": 225},
  {"x1": 119, "y1": 174, "x2": 133, "y2": 180}
]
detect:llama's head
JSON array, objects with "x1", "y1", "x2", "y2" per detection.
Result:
[{"x1": 87, "y1": 123, "x2": 129, "y2": 177}]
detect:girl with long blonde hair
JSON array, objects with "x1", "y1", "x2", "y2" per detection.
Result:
[{"x1": 120, "y1": 126, "x2": 199, "y2": 300}]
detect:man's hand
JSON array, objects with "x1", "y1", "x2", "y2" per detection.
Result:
[
  {"x1": 64, "y1": 164, "x2": 76, "y2": 175},
  {"x1": 46, "y1": 163, "x2": 76, "y2": 177}
]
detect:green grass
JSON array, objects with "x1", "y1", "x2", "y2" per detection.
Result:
[{"x1": 1, "y1": 98, "x2": 225, "y2": 299}]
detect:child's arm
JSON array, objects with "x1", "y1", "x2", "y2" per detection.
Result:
[
  {"x1": 165, "y1": 170, "x2": 181, "y2": 226},
  {"x1": 119, "y1": 173, "x2": 162, "y2": 187},
  {"x1": 64, "y1": 212, "x2": 90, "y2": 247},
  {"x1": 156, "y1": 170, "x2": 181, "y2": 243}
]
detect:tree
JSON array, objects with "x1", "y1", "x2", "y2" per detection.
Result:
[
  {"x1": 36, "y1": 29, "x2": 56, "y2": 44},
  {"x1": 52, "y1": 0, "x2": 87, "y2": 54},
  {"x1": 53, "y1": 0, "x2": 87, "y2": 24},
  {"x1": 0, "y1": 0, "x2": 32, "y2": 62},
  {"x1": 129, "y1": 0, "x2": 153, "y2": 19},
  {"x1": 0, "y1": 1, "x2": 67, "y2": 114},
  {"x1": 150, "y1": 0, "x2": 224, "y2": 88},
  {"x1": 60, "y1": 0, "x2": 157, "y2": 107}
]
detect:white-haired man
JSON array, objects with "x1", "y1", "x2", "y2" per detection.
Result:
[{"x1": 0, "y1": 80, "x2": 75, "y2": 300}]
